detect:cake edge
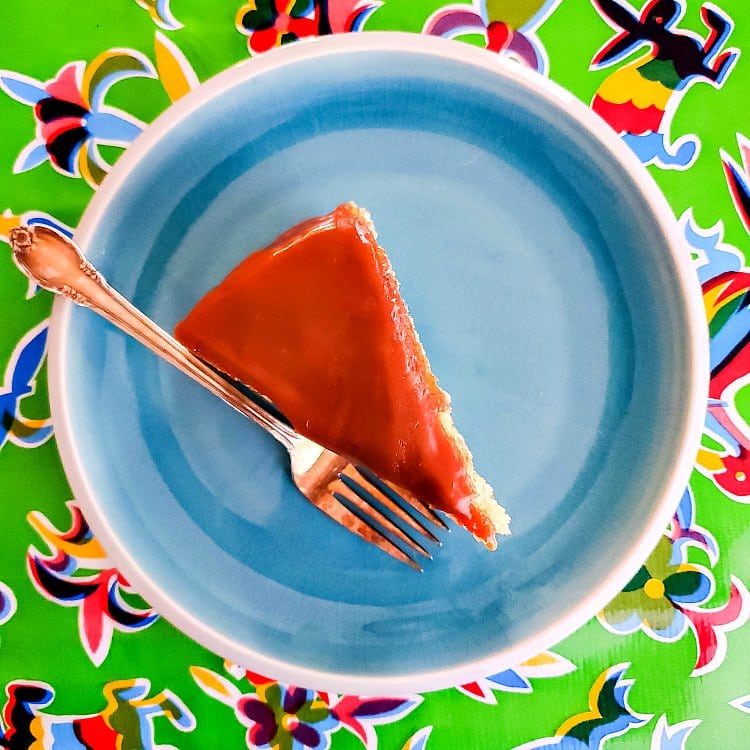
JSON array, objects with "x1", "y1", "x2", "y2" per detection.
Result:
[{"x1": 343, "y1": 202, "x2": 511, "y2": 549}]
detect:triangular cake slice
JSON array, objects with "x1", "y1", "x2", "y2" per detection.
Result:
[{"x1": 175, "y1": 203, "x2": 510, "y2": 548}]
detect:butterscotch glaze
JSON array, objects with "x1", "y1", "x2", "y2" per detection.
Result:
[{"x1": 175, "y1": 203, "x2": 503, "y2": 544}]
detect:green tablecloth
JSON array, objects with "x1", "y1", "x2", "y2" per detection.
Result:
[{"x1": 1, "y1": 1, "x2": 749, "y2": 748}]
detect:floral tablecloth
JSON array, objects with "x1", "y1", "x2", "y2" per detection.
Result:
[{"x1": 1, "y1": 1, "x2": 749, "y2": 748}]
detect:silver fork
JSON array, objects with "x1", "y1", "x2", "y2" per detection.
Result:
[{"x1": 9, "y1": 225, "x2": 447, "y2": 570}]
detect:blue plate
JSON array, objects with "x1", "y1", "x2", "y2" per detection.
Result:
[{"x1": 50, "y1": 34, "x2": 708, "y2": 693}]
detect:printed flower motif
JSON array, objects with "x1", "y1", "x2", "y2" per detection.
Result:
[
  {"x1": 601, "y1": 536, "x2": 711, "y2": 638},
  {"x1": 192, "y1": 664, "x2": 421, "y2": 750},
  {"x1": 599, "y1": 487, "x2": 749, "y2": 676},
  {"x1": 237, "y1": 0, "x2": 319, "y2": 53},
  {"x1": 239, "y1": 684, "x2": 338, "y2": 749},
  {"x1": 422, "y1": 0, "x2": 562, "y2": 74},
  {"x1": 27, "y1": 502, "x2": 158, "y2": 665},
  {"x1": 514, "y1": 663, "x2": 651, "y2": 749},
  {"x1": 0, "y1": 320, "x2": 53, "y2": 451},
  {"x1": 0, "y1": 52, "x2": 156, "y2": 188},
  {"x1": 457, "y1": 650, "x2": 576, "y2": 704},
  {"x1": 236, "y1": 0, "x2": 381, "y2": 54}
]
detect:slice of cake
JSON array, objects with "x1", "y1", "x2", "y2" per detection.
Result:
[{"x1": 175, "y1": 203, "x2": 510, "y2": 548}]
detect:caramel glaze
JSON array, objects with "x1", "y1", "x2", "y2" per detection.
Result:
[{"x1": 175, "y1": 204, "x2": 493, "y2": 543}]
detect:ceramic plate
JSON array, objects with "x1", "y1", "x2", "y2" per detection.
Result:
[{"x1": 49, "y1": 33, "x2": 708, "y2": 693}]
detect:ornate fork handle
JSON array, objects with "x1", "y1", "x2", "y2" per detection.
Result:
[{"x1": 9, "y1": 225, "x2": 298, "y2": 449}]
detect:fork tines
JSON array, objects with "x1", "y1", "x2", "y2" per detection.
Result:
[{"x1": 325, "y1": 465, "x2": 448, "y2": 571}]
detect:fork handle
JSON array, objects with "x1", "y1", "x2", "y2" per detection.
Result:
[{"x1": 9, "y1": 225, "x2": 298, "y2": 448}]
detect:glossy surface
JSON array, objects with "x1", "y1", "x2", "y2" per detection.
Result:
[
  {"x1": 50, "y1": 36, "x2": 706, "y2": 691},
  {"x1": 174, "y1": 203, "x2": 495, "y2": 543}
]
